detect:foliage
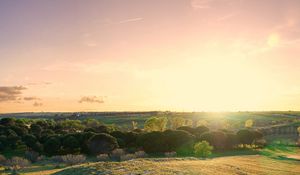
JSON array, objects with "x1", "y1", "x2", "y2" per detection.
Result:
[
  {"x1": 194, "y1": 141, "x2": 213, "y2": 158},
  {"x1": 164, "y1": 151, "x2": 177, "y2": 157},
  {"x1": 97, "y1": 154, "x2": 110, "y2": 161},
  {"x1": 44, "y1": 136, "x2": 61, "y2": 156},
  {"x1": 245, "y1": 119, "x2": 254, "y2": 128},
  {"x1": 5, "y1": 157, "x2": 30, "y2": 171},
  {"x1": 110, "y1": 149, "x2": 126, "y2": 161},
  {"x1": 196, "y1": 120, "x2": 208, "y2": 127},
  {"x1": 137, "y1": 130, "x2": 195, "y2": 153},
  {"x1": 120, "y1": 154, "x2": 136, "y2": 161},
  {"x1": 88, "y1": 133, "x2": 118, "y2": 155},
  {"x1": 199, "y1": 131, "x2": 227, "y2": 150},
  {"x1": 0, "y1": 154, "x2": 6, "y2": 165},
  {"x1": 61, "y1": 154, "x2": 86, "y2": 165},
  {"x1": 134, "y1": 151, "x2": 147, "y2": 158},
  {"x1": 237, "y1": 129, "x2": 255, "y2": 145},
  {"x1": 24, "y1": 151, "x2": 40, "y2": 163},
  {"x1": 132, "y1": 121, "x2": 138, "y2": 130},
  {"x1": 144, "y1": 117, "x2": 168, "y2": 132},
  {"x1": 169, "y1": 117, "x2": 186, "y2": 129}
]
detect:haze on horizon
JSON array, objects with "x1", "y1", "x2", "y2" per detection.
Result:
[{"x1": 1, "y1": 0, "x2": 300, "y2": 113}]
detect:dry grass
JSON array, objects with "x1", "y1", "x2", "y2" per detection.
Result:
[{"x1": 52, "y1": 155, "x2": 300, "y2": 175}]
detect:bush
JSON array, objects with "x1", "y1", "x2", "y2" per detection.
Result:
[
  {"x1": 134, "y1": 151, "x2": 147, "y2": 158},
  {"x1": 0, "y1": 154, "x2": 6, "y2": 165},
  {"x1": 120, "y1": 154, "x2": 136, "y2": 161},
  {"x1": 237, "y1": 129, "x2": 255, "y2": 145},
  {"x1": 5, "y1": 157, "x2": 30, "y2": 171},
  {"x1": 61, "y1": 154, "x2": 86, "y2": 165},
  {"x1": 110, "y1": 149, "x2": 125, "y2": 161},
  {"x1": 138, "y1": 130, "x2": 195, "y2": 154},
  {"x1": 24, "y1": 151, "x2": 39, "y2": 163},
  {"x1": 144, "y1": 117, "x2": 168, "y2": 132},
  {"x1": 62, "y1": 136, "x2": 80, "y2": 154},
  {"x1": 96, "y1": 154, "x2": 110, "y2": 161},
  {"x1": 164, "y1": 151, "x2": 177, "y2": 157},
  {"x1": 44, "y1": 136, "x2": 61, "y2": 156},
  {"x1": 88, "y1": 133, "x2": 118, "y2": 155},
  {"x1": 51, "y1": 156, "x2": 64, "y2": 163},
  {"x1": 163, "y1": 130, "x2": 195, "y2": 152},
  {"x1": 199, "y1": 131, "x2": 227, "y2": 151},
  {"x1": 194, "y1": 141, "x2": 213, "y2": 158}
]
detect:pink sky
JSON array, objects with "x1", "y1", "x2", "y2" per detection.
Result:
[{"x1": 1, "y1": 0, "x2": 300, "y2": 112}]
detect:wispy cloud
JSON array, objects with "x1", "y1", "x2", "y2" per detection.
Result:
[
  {"x1": 23, "y1": 97, "x2": 41, "y2": 101},
  {"x1": 33, "y1": 101, "x2": 43, "y2": 107},
  {"x1": 79, "y1": 96, "x2": 105, "y2": 104},
  {"x1": 119, "y1": 17, "x2": 143, "y2": 24},
  {"x1": 191, "y1": 0, "x2": 213, "y2": 9},
  {"x1": 0, "y1": 86, "x2": 27, "y2": 102},
  {"x1": 218, "y1": 13, "x2": 237, "y2": 21},
  {"x1": 27, "y1": 82, "x2": 52, "y2": 86}
]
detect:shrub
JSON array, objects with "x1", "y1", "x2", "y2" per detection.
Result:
[
  {"x1": 164, "y1": 151, "x2": 177, "y2": 157},
  {"x1": 44, "y1": 136, "x2": 61, "y2": 156},
  {"x1": 163, "y1": 130, "x2": 195, "y2": 152},
  {"x1": 194, "y1": 141, "x2": 213, "y2": 158},
  {"x1": 138, "y1": 130, "x2": 195, "y2": 154},
  {"x1": 120, "y1": 154, "x2": 136, "y2": 161},
  {"x1": 24, "y1": 151, "x2": 39, "y2": 163},
  {"x1": 134, "y1": 151, "x2": 147, "y2": 158},
  {"x1": 62, "y1": 136, "x2": 80, "y2": 154},
  {"x1": 144, "y1": 117, "x2": 168, "y2": 132},
  {"x1": 199, "y1": 131, "x2": 227, "y2": 151},
  {"x1": 110, "y1": 149, "x2": 125, "y2": 161},
  {"x1": 170, "y1": 117, "x2": 186, "y2": 129},
  {"x1": 0, "y1": 154, "x2": 6, "y2": 165},
  {"x1": 51, "y1": 156, "x2": 64, "y2": 163},
  {"x1": 88, "y1": 133, "x2": 118, "y2": 155},
  {"x1": 5, "y1": 157, "x2": 30, "y2": 172},
  {"x1": 237, "y1": 129, "x2": 255, "y2": 145},
  {"x1": 61, "y1": 154, "x2": 86, "y2": 165},
  {"x1": 96, "y1": 154, "x2": 110, "y2": 161}
]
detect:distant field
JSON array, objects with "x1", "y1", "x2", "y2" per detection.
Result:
[
  {"x1": 1, "y1": 111, "x2": 300, "y2": 129},
  {"x1": 51, "y1": 155, "x2": 300, "y2": 175}
]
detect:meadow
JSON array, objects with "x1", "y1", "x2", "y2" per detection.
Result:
[{"x1": 0, "y1": 111, "x2": 299, "y2": 175}]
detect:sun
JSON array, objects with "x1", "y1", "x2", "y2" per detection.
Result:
[{"x1": 267, "y1": 33, "x2": 280, "y2": 47}]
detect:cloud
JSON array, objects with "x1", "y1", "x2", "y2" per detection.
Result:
[
  {"x1": 23, "y1": 97, "x2": 41, "y2": 101},
  {"x1": 33, "y1": 101, "x2": 43, "y2": 107},
  {"x1": 0, "y1": 86, "x2": 27, "y2": 102},
  {"x1": 191, "y1": 0, "x2": 213, "y2": 9},
  {"x1": 218, "y1": 13, "x2": 237, "y2": 21},
  {"x1": 119, "y1": 18, "x2": 143, "y2": 24},
  {"x1": 27, "y1": 82, "x2": 52, "y2": 86},
  {"x1": 79, "y1": 96, "x2": 104, "y2": 104}
]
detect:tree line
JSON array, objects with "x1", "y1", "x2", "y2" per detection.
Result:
[{"x1": 0, "y1": 117, "x2": 266, "y2": 157}]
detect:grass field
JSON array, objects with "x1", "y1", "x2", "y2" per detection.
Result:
[{"x1": 51, "y1": 155, "x2": 300, "y2": 175}]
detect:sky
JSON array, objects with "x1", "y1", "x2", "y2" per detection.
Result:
[{"x1": 1, "y1": 0, "x2": 300, "y2": 113}]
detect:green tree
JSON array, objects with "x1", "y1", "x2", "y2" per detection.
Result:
[
  {"x1": 88, "y1": 133, "x2": 118, "y2": 155},
  {"x1": 144, "y1": 117, "x2": 168, "y2": 132},
  {"x1": 44, "y1": 136, "x2": 61, "y2": 156},
  {"x1": 194, "y1": 141, "x2": 213, "y2": 158},
  {"x1": 245, "y1": 119, "x2": 254, "y2": 128},
  {"x1": 170, "y1": 117, "x2": 186, "y2": 129},
  {"x1": 132, "y1": 121, "x2": 138, "y2": 130}
]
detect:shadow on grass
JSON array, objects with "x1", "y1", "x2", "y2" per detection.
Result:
[
  {"x1": 52, "y1": 166, "x2": 98, "y2": 175},
  {"x1": 259, "y1": 144, "x2": 300, "y2": 162}
]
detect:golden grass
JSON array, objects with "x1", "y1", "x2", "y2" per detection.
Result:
[{"x1": 52, "y1": 155, "x2": 300, "y2": 175}]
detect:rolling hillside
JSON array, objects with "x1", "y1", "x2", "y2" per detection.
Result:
[{"x1": 52, "y1": 155, "x2": 300, "y2": 175}]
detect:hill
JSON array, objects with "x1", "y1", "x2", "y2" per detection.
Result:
[{"x1": 53, "y1": 155, "x2": 300, "y2": 175}]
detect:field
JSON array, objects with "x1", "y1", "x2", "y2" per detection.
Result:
[
  {"x1": 53, "y1": 155, "x2": 300, "y2": 175},
  {"x1": 0, "y1": 111, "x2": 299, "y2": 175}
]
